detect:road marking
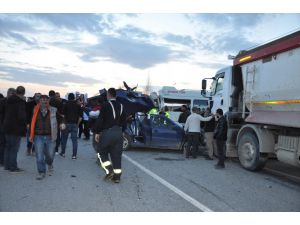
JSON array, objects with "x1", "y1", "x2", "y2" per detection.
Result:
[{"x1": 123, "y1": 154, "x2": 213, "y2": 212}]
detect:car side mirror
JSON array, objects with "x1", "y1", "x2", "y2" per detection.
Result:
[{"x1": 202, "y1": 79, "x2": 207, "y2": 90}]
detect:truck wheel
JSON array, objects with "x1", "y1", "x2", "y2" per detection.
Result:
[
  {"x1": 123, "y1": 133, "x2": 132, "y2": 151},
  {"x1": 238, "y1": 132, "x2": 268, "y2": 171}
]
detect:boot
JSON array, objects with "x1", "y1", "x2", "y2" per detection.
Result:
[
  {"x1": 111, "y1": 173, "x2": 121, "y2": 183},
  {"x1": 103, "y1": 164, "x2": 114, "y2": 180},
  {"x1": 111, "y1": 169, "x2": 122, "y2": 183}
]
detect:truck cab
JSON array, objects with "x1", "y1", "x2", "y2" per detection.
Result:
[{"x1": 209, "y1": 66, "x2": 233, "y2": 114}]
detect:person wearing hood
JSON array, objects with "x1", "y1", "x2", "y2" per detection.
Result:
[{"x1": 3, "y1": 86, "x2": 26, "y2": 172}]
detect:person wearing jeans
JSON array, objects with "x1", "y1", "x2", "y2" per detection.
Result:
[
  {"x1": 4, "y1": 135, "x2": 21, "y2": 170},
  {"x1": 0, "y1": 88, "x2": 16, "y2": 167},
  {"x1": 34, "y1": 135, "x2": 54, "y2": 178},
  {"x1": 60, "y1": 93, "x2": 82, "y2": 159},
  {"x1": 30, "y1": 95, "x2": 61, "y2": 180},
  {"x1": 213, "y1": 108, "x2": 228, "y2": 169},
  {"x1": 0, "y1": 127, "x2": 5, "y2": 166},
  {"x1": 3, "y1": 86, "x2": 27, "y2": 172},
  {"x1": 0, "y1": 93, "x2": 5, "y2": 166},
  {"x1": 60, "y1": 124, "x2": 78, "y2": 158}
]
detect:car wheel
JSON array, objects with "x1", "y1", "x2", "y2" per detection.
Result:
[{"x1": 123, "y1": 133, "x2": 132, "y2": 151}]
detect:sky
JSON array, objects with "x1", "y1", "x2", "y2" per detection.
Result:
[{"x1": 0, "y1": 13, "x2": 300, "y2": 98}]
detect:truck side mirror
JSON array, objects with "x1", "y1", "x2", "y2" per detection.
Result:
[{"x1": 202, "y1": 79, "x2": 207, "y2": 90}]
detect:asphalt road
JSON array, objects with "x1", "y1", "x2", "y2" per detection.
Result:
[{"x1": 0, "y1": 138, "x2": 299, "y2": 212}]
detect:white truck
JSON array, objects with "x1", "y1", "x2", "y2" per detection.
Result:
[
  {"x1": 151, "y1": 86, "x2": 209, "y2": 121},
  {"x1": 201, "y1": 30, "x2": 300, "y2": 170}
]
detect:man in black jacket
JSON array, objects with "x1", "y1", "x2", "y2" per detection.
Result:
[
  {"x1": 25, "y1": 93, "x2": 41, "y2": 155},
  {"x1": 3, "y1": 86, "x2": 27, "y2": 172},
  {"x1": 178, "y1": 105, "x2": 191, "y2": 124},
  {"x1": 95, "y1": 88, "x2": 126, "y2": 183},
  {"x1": 0, "y1": 88, "x2": 16, "y2": 167},
  {"x1": 53, "y1": 92, "x2": 64, "y2": 154},
  {"x1": 213, "y1": 108, "x2": 228, "y2": 169},
  {"x1": 60, "y1": 93, "x2": 82, "y2": 159}
]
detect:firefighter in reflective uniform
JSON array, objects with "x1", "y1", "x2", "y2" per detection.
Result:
[
  {"x1": 148, "y1": 102, "x2": 158, "y2": 120},
  {"x1": 148, "y1": 107, "x2": 158, "y2": 115},
  {"x1": 95, "y1": 88, "x2": 126, "y2": 183},
  {"x1": 159, "y1": 106, "x2": 170, "y2": 119}
]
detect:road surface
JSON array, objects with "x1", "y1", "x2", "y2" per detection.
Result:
[{"x1": 0, "y1": 138, "x2": 299, "y2": 212}]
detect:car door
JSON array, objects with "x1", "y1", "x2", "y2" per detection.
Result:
[{"x1": 150, "y1": 115, "x2": 182, "y2": 149}]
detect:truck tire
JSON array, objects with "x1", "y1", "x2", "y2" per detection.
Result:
[
  {"x1": 238, "y1": 132, "x2": 268, "y2": 171},
  {"x1": 123, "y1": 133, "x2": 132, "y2": 151}
]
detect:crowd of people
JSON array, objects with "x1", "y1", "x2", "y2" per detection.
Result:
[
  {"x1": 0, "y1": 85, "x2": 228, "y2": 185},
  {"x1": 182, "y1": 106, "x2": 228, "y2": 169},
  {"x1": 148, "y1": 103, "x2": 228, "y2": 169},
  {"x1": 0, "y1": 86, "x2": 124, "y2": 183}
]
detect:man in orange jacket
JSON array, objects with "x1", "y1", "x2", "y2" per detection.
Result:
[{"x1": 30, "y1": 95, "x2": 62, "y2": 180}]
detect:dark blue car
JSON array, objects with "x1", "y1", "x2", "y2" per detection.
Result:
[
  {"x1": 123, "y1": 113, "x2": 185, "y2": 151},
  {"x1": 91, "y1": 85, "x2": 186, "y2": 151}
]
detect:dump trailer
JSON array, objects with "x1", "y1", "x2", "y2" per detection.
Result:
[{"x1": 202, "y1": 30, "x2": 300, "y2": 170}]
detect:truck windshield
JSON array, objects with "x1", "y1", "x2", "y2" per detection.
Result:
[
  {"x1": 163, "y1": 98, "x2": 191, "y2": 111},
  {"x1": 193, "y1": 99, "x2": 208, "y2": 109},
  {"x1": 216, "y1": 77, "x2": 224, "y2": 93},
  {"x1": 211, "y1": 79, "x2": 217, "y2": 95},
  {"x1": 210, "y1": 72, "x2": 224, "y2": 95}
]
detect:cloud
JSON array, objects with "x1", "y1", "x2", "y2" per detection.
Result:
[
  {"x1": 30, "y1": 13, "x2": 103, "y2": 32},
  {"x1": 0, "y1": 14, "x2": 195, "y2": 69},
  {"x1": 193, "y1": 13, "x2": 265, "y2": 28},
  {"x1": 164, "y1": 33, "x2": 195, "y2": 46},
  {"x1": 195, "y1": 62, "x2": 229, "y2": 70},
  {"x1": 184, "y1": 13, "x2": 264, "y2": 54},
  {"x1": 0, "y1": 15, "x2": 39, "y2": 46},
  {"x1": 0, "y1": 14, "x2": 35, "y2": 33},
  {"x1": 117, "y1": 25, "x2": 154, "y2": 39},
  {"x1": 212, "y1": 34, "x2": 259, "y2": 54},
  {"x1": 80, "y1": 35, "x2": 177, "y2": 69},
  {"x1": 6, "y1": 31, "x2": 37, "y2": 45},
  {"x1": 0, "y1": 66, "x2": 102, "y2": 87}
]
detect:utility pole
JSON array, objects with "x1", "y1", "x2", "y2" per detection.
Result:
[{"x1": 144, "y1": 72, "x2": 152, "y2": 95}]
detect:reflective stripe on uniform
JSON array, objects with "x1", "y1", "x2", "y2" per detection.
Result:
[
  {"x1": 149, "y1": 108, "x2": 158, "y2": 115},
  {"x1": 113, "y1": 169, "x2": 122, "y2": 174},
  {"x1": 165, "y1": 112, "x2": 170, "y2": 118},
  {"x1": 97, "y1": 153, "x2": 111, "y2": 174},
  {"x1": 108, "y1": 101, "x2": 116, "y2": 119},
  {"x1": 108, "y1": 101, "x2": 123, "y2": 119}
]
